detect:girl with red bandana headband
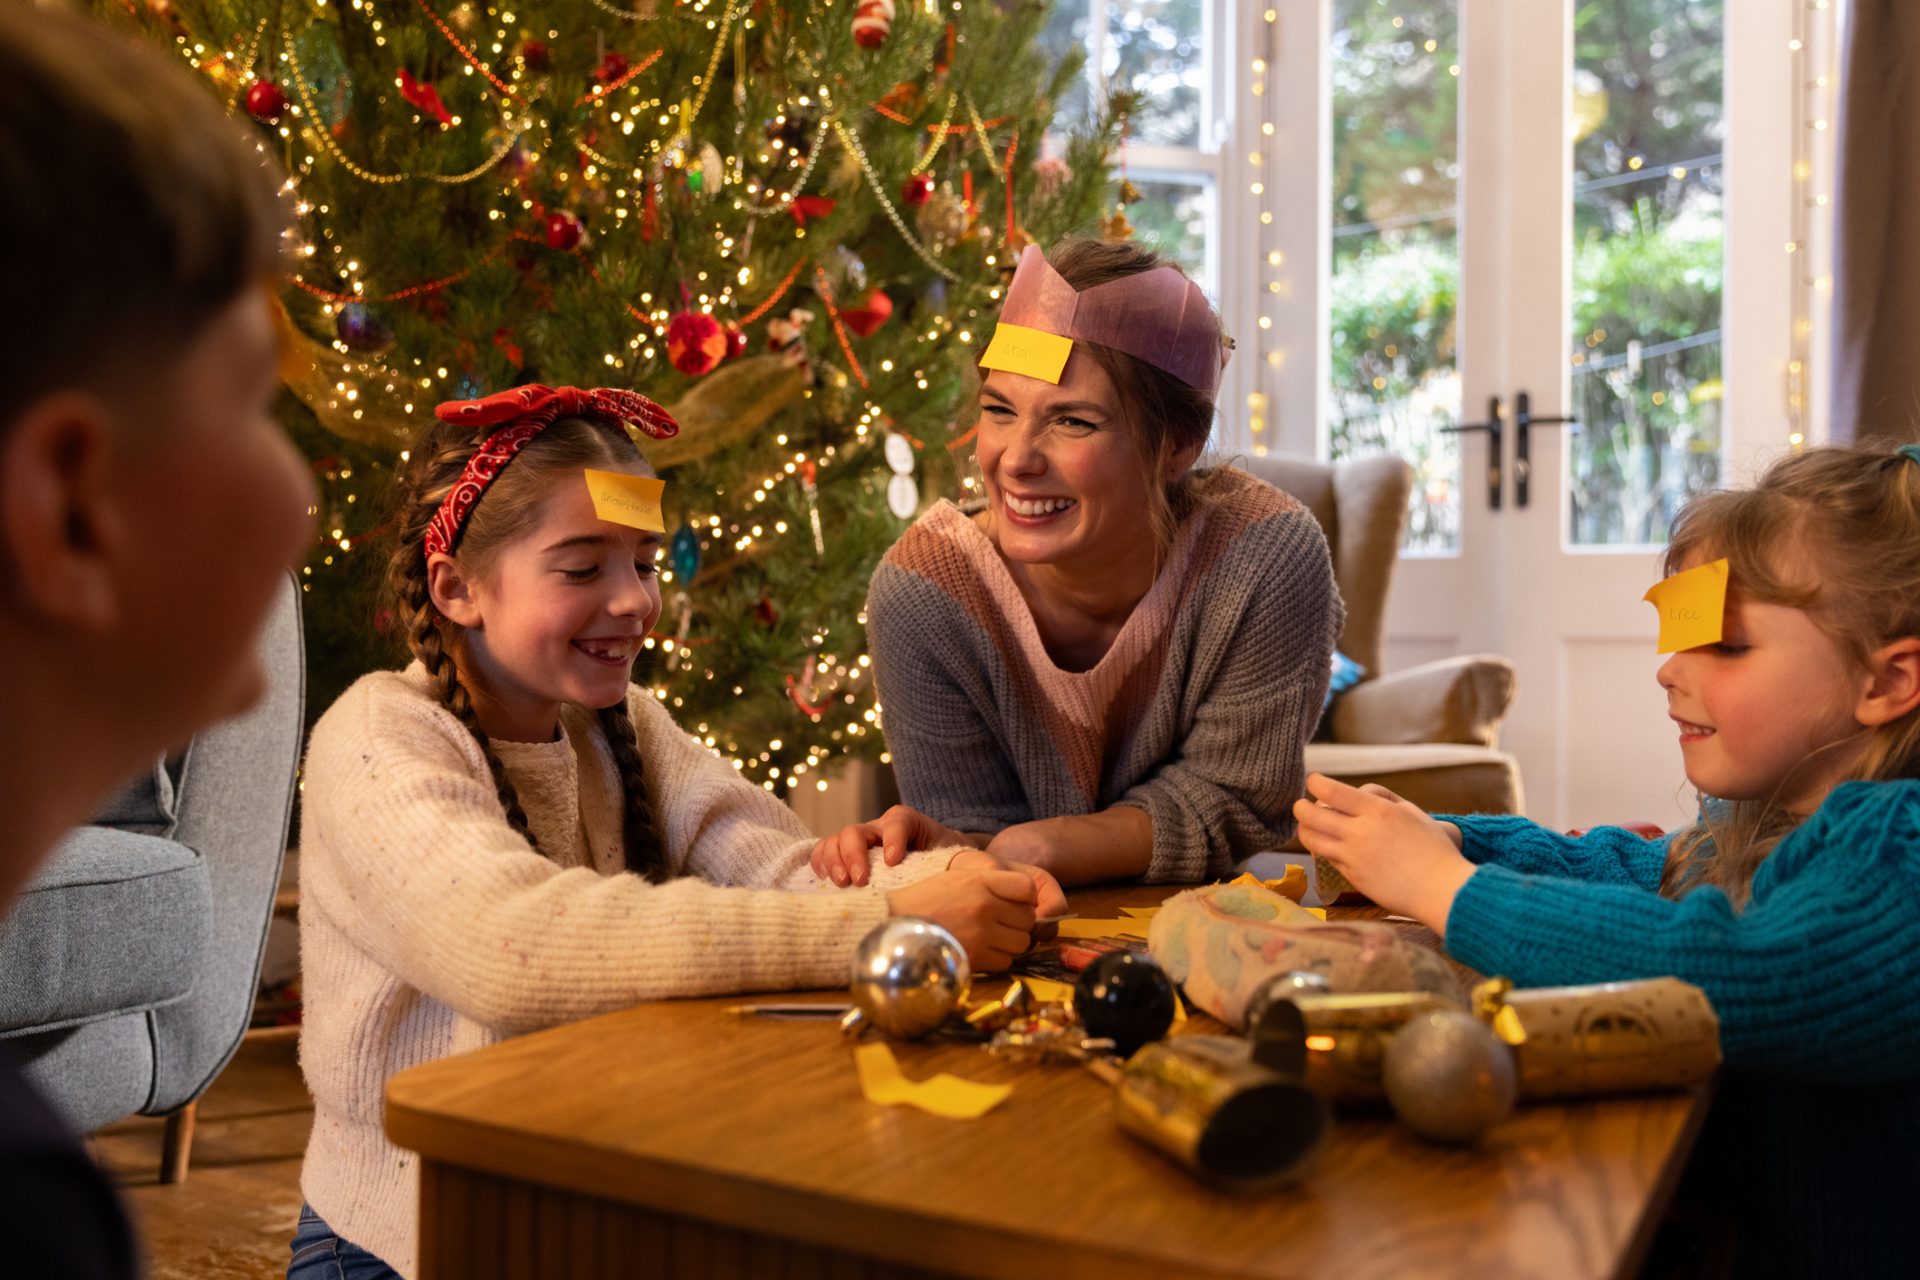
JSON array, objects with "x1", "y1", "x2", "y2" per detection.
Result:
[{"x1": 289, "y1": 386, "x2": 1063, "y2": 1280}]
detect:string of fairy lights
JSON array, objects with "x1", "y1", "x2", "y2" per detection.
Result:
[{"x1": 151, "y1": 0, "x2": 1036, "y2": 793}]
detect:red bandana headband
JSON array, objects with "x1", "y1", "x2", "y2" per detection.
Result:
[{"x1": 422, "y1": 384, "x2": 679, "y2": 558}]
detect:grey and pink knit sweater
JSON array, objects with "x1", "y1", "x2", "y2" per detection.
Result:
[{"x1": 867, "y1": 467, "x2": 1342, "y2": 882}]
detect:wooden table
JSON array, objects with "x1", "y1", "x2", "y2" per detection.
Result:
[{"x1": 386, "y1": 886, "x2": 1714, "y2": 1280}]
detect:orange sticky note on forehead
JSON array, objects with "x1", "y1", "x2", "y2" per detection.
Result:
[
  {"x1": 1642, "y1": 557, "x2": 1729, "y2": 653},
  {"x1": 978, "y1": 322, "x2": 1073, "y2": 384},
  {"x1": 584, "y1": 470, "x2": 666, "y2": 533}
]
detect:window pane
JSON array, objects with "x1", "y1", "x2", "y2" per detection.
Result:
[
  {"x1": 1107, "y1": 0, "x2": 1205, "y2": 148},
  {"x1": 1568, "y1": 0, "x2": 1724, "y2": 546},
  {"x1": 1328, "y1": 0, "x2": 1462, "y2": 553},
  {"x1": 1125, "y1": 175, "x2": 1212, "y2": 289},
  {"x1": 1039, "y1": 0, "x2": 1094, "y2": 136}
]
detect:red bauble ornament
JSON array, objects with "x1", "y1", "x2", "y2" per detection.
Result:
[
  {"x1": 724, "y1": 325, "x2": 749, "y2": 360},
  {"x1": 902, "y1": 174, "x2": 934, "y2": 206},
  {"x1": 544, "y1": 210, "x2": 584, "y2": 251},
  {"x1": 245, "y1": 79, "x2": 287, "y2": 123},
  {"x1": 521, "y1": 39, "x2": 550, "y2": 70},
  {"x1": 852, "y1": 0, "x2": 895, "y2": 49},
  {"x1": 666, "y1": 311, "x2": 728, "y2": 377},
  {"x1": 595, "y1": 51, "x2": 629, "y2": 82},
  {"x1": 841, "y1": 288, "x2": 894, "y2": 338}
]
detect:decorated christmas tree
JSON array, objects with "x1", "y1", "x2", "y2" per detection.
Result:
[{"x1": 101, "y1": 0, "x2": 1124, "y2": 790}]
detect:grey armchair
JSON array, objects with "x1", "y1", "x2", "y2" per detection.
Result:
[
  {"x1": 0, "y1": 572, "x2": 303, "y2": 1181},
  {"x1": 1235, "y1": 454, "x2": 1523, "y2": 896}
]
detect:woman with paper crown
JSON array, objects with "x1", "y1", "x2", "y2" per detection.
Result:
[{"x1": 812, "y1": 239, "x2": 1342, "y2": 888}]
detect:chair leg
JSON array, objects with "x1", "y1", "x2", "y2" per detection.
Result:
[{"x1": 160, "y1": 1101, "x2": 197, "y2": 1185}]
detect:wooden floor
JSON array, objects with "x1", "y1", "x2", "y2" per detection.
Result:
[{"x1": 91, "y1": 1027, "x2": 311, "y2": 1280}]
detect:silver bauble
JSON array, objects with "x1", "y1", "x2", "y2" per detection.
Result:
[
  {"x1": 1244, "y1": 969, "x2": 1333, "y2": 1031},
  {"x1": 1382, "y1": 1010, "x2": 1518, "y2": 1144},
  {"x1": 848, "y1": 918, "x2": 970, "y2": 1039}
]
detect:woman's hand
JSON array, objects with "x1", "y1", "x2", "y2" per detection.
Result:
[
  {"x1": 1291, "y1": 773, "x2": 1473, "y2": 934},
  {"x1": 983, "y1": 809, "x2": 1153, "y2": 886},
  {"x1": 810, "y1": 804, "x2": 982, "y2": 887},
  {"x1": 886, "y1": 853, "x2": 1065, "y2": 972}
]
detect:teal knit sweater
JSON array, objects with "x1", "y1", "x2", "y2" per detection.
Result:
[{"x1": 1446, "y1": 780, "x2": 1920, "y2": 1277}]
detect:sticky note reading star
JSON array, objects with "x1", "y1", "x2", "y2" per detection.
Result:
[
  {"x1": 1643, "y1": 557, "x2": 1730, "y2": 653},
  {"x1": 978, "y1": 322, "x2": 1073, "y2": 384},
  {"x1": 584, "y1": 470, "x2": 666, "y2": 534}
]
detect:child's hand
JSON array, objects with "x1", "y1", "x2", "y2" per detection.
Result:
[
  {"x1": 1291, "y1": 773, "x2": 1475, "y2": 935},
  {"x1": 810, "y1": 804, "x2": 979, "y2": 887},
  {"x1": 886, "y1": 854, "x2": 1061, "y2": 971}
]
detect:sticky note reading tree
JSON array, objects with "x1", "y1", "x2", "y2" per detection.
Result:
[
  {"x1": 584, "y1": 470, "x2": 666, "y2": 534},
  {"x1": 1642, "y1": 557, "x2": 1730, "y2": 654},
  {"x1": 978, "y1": 322, "x2": 1074, "y2": 384}
]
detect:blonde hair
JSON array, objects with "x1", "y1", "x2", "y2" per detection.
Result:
[
  {"x1": 1660, "y1": 443, "x2": 1920, "y2": 906},
  {"x1": 382, "y1": 416, "x2": 665, "y2": 880}
]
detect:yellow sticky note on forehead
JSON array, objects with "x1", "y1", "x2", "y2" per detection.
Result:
[
  {"x1": 978, "y1": 322, "x2": 1073, "y2": 384},
  {"x1": 584, "y1": 470, "x2": 666, "y2": 533},
  {"x1": 1642, "y1": 557, "x2": 1729, "y2": 653}
]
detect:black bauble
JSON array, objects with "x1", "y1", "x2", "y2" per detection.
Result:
[{"x1": 1074, "y1": 952, "x2": 1177, "y2": 1057}]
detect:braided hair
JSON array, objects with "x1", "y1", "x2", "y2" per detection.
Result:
[{"x1": 381, "y1": 416, "x2": 667, "y2": 880}]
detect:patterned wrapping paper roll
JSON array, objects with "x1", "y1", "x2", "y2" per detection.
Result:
[
  {"x1": 1147, "y1": 882, "x2": 1462, "y2": 1029},
  {"x1": 1471, "y1": 976, "x2": 1721, "y2": 1098}
]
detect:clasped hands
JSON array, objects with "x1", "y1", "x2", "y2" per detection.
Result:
[
  {"x1": 1290, "y1": 773, "x2": 1475, "y2": 935},
  {"x1": 811, "y1": 805, "x2": 1067, "y2": 971}
]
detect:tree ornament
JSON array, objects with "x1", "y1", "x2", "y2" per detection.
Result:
[
  {"x1": 845, "y1": 918, "x2": 970, "y2": 1039},
  {"x1": 723, "y1": 325, "x2": 748, "y2": 360},
  {"x1": 1117, "y1": 177, "x2": 1144, "y2": 205},
  {"x1": 1032, "y1": 155, "x2": 1071, "y2": 202},
  {"x1": 666, "y1": 310, "x2": 728, "y2": 376},
  {"x1": 544, "y1": 209, "x2": 585, "y2": 251},
  {"x1": 753, "y1": 593, "x2": 779, "y2": 627},
  {"x1": 520, "y1": 39, "x2": 550, "y2": 71},
  {"x1": 1102, "y1": 207, "x2": 1135, "y2": 240},
  {"x1": 595, "y1": 50, "x2": 630, "y2": 83},
  {"x1": 689, "y1": 142, "x2": 724, "y2": 197},
  {"x1": 292, "y1": 24, "x2": 353, "y2": 129},
  {"x1": 817, "y1": 244, "x2": 868, "y2": 298},
  {"x1": 244, "y1": 78, "x2": 287, "y2": 123},
  {"x1": 669, "y1": 523, "x2": 702, "y2": 581},
  {"x1": 1382, "y1": 1010, "x2": 1518, "y2": 1145},
  {"x1": 852, "y1": 0, "x2": 896, "y2": 50},
  {"x1": 1074, "y1": 953, "x2": 1177, "y2": 1057},
  {"x1": 915, "y1": 185, "x2": 970, "y2": 251},
  {"x1": 448, "y1": 1, "x2": 479, "y2": 31},
  {"x1": 841, "y1": 288, "x2": 893, "y2": 338},
  {"x1": 397, "y1": 69, "x2": 452, "y2": 126},
  {"x1": 902, "y1": 173, "x2": 935, "y2": 206},
  {"x1": 334, "y1": 303, "x2": 393, "y2": 355}
]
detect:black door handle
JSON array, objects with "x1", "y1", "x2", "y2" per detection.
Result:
[
  {"x1": 1513, "y1": 390, "x2": 1578, "y2": 509},
  {"x1": 1439, "y1": 395, "x2": 1504, "y2": 511}
]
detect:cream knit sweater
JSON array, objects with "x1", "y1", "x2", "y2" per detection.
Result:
[{"x1": 296, "y1": 666, "x2": 945, "y2": 1277}]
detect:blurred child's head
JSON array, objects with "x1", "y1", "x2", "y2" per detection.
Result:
[
  {"x1": 0, "y1": 8, "x2": 313, "y2": 865},
  {"x1": 1660, "y1": 444, "x2": 1920, "y2": 902},
  {"x1": 384, "y1": 399, "x2": 671, "y2": 877}
]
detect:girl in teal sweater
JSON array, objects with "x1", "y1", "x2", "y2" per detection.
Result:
[{"x1": 1296, "y1": 443, "x2": 1920, "y2": 1277}]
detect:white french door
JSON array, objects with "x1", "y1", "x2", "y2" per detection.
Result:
[{"x1": 1257, "y1": 0, "x2": 1827, "y2": 830}]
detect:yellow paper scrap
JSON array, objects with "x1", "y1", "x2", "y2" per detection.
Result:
[
  {"x1": 1227, "y1": 865, "x2": 1310, "y2": 902},
  {"x1": 1020, "y1": 976, "x2": 1076, "y2": 1005},
  {"x1": 1172, "y1": 990, "x2": 1187, "y2": 1024},
  {"x1": 854, "y1": 1042, "x2": 1010, "y2": 1119},
  {"x1": 1118, "y1": 906, "x2": 1161, "y2": 920},
  {"x1": 1053, "y1": 917, "x2": 1151, "y2": 940},
  {"x1": 978, "y1": 322, "x2": 1073, "y2": 384},
  {"x1": 1642, "y1": 557, "x2": 1729, "y2": 654},
  {"x1": 1306, "y1": 907, "x2": 1327, "y2": 921},
  {"x1": 584, "y1": 469, "x2": 667, "y2": 533}
]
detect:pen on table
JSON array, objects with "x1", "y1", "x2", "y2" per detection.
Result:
[{"x1": 725, "y1": 1002, "x2": 855, "y2": 1020}]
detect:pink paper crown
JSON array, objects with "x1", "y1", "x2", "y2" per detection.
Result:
[{"x1": 997, "y1": 244, "x2": 1229, "y2": 396}]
